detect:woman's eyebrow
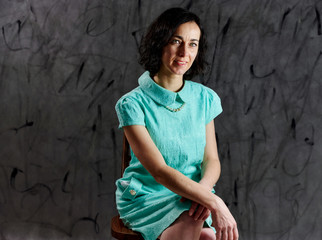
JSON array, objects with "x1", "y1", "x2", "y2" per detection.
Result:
[{"x1": 173, "y1": 35, "x2": 199, "y2": 42}]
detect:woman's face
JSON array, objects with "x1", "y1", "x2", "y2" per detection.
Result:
[{"x1": 159, "y1": 21, "x2": 201, "y2": 78}]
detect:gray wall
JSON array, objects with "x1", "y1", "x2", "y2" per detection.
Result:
[{"x1": 0, "y1": 0, "x2": 321, "y2": 239}]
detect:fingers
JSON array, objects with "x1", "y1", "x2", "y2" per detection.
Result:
[
  {"x1": 193, "y1": 204, "x2": 204, "y2": 220},
  {"x1": 228, "y1": 226, "x2": 233, "y2": 240},
  {"x1": 212, "y1": 195, "x2": 239, "y2": 240},
  {"x1": 216, "y1": 229, "x2": 222, "y2": 240},
  {"x1": 215, "y1": 228, "x2": 232, "y2": 240},
  {"x1": 222, "y1": 228, "x2": 228, "y2": 240},
  {"x1": 200, "y1": 209, "x2": 211, "y2": 221},
  {"x1": 189, "y1": 202, "x2": 198, "y2": 216},
  {"x1": 215, "y1": 225, "x2": 238, "y2": 240},
  {"x1": 193, "y1": 205, "x2": 208, "y2": 221},
  {"x1": 188, "y1": 202, "x2": 211, "y2": 221},
  {"x1": 233, "y1": 225, "x2": 239, "y2": 240}
]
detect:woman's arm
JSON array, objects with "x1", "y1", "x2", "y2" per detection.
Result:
[
  {"x1": 123, "y1": 124, "x2": 215, "y2": 210},
  {"x1": 200, "y1": 120, "x2": 221, "y2": 189},
  {"x1": 187, "y1": 120, "x2": 221, "y2": 220}
]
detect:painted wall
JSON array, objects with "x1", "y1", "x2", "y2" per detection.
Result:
[{"x1": 0, "y1": 0, "x2": 321, "y2": 239}]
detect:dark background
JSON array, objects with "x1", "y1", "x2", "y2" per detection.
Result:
[{"x1": 1, "y1": 0, "x2": 321, "y2": 239}]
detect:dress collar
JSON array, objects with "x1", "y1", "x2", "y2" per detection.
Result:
[{"x1": 138, "y1": 71, "x2": 190, "y2": 106}]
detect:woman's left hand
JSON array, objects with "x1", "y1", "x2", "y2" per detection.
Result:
[
  {"x1": 180, "y1": 197, "x2": 211, "y2": 221},
  {"x1": 189, "y1": 201, "x2": 211, "y2": 221},
  {"x1": 180, "y1": 179, "x2": 214, "y2": 221}
]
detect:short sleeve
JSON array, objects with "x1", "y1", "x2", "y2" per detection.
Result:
[
  {"x1": 204, "y1": 87, "x2": 223, "y2": 124},
  {"x1": 115, "y1": 96, "x2": 145, "y2": 129}
]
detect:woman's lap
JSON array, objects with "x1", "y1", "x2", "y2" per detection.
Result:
[{"x1": 160, "y1": 211, "x2": 216, "y2": 240}]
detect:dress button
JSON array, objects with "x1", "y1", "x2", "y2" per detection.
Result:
[{"x1": 129, "y1": 190, "x2": 136, "y2": 196}]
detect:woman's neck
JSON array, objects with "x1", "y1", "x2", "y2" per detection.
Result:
[{"x1": 153, "y1": 71, "x2": 184, "y2": 92}]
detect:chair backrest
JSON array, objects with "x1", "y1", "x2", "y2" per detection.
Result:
[{"x1": 121, "y1": 133, "x2": 130, "y2": 176}]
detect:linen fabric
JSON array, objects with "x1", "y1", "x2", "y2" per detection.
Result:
[{"x1": 115, "y1": 71, "x2": 222, "y2": 240}]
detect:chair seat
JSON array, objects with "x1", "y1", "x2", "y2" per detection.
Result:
[{"x1": 111, "y1": 215, "x2": 143, "y2": 240}]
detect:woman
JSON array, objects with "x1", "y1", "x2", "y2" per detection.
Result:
[{"x1": 115, "y1": 8, "x2": 238, "y2": 240}]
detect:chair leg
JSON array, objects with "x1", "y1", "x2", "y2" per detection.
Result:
[{"x1": 111, "y1": 215, "x2": 144, "y2": 240}]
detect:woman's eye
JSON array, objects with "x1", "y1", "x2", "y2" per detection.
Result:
[
  {"x1": 190, "y1": 42, "x2": 198, "y2": 47},
  {"x1": 171, "y1": 39, "x2": 181, "y2": 44}
]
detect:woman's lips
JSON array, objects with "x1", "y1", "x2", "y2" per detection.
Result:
[{"x1": 175, "y1": 60, "x2": 187, "y2": 66}]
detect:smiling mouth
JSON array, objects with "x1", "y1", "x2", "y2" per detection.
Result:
[{"x1": 175, "y1": 60, "x2": 187, "y2": 66}]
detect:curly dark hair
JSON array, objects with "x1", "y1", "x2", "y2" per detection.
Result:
[{"x1": 139, "y1": 8, "x2": 208, "y2": 80}]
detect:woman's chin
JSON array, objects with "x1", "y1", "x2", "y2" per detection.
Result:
[{"x1": 169, "y1": 67, "x2": 189, "y2": 76}]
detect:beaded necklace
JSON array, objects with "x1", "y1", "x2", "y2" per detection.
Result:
[{"x1": 164, "y1": 103, "x2": 186, "y2": 112}]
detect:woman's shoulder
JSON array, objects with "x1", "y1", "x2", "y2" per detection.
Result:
[
  {"x1": 185, "y1": 81, "x2": 219, "y2": 98},
  {"x1": 116, "y1": 87, "x2": 145, "y2": 106},
  {"x1": 115, "y1": 87, "x2": 147, "y2": 128}
]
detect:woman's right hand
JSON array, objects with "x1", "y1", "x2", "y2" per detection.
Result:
[{"x1": 211, "y1": 194, "x2": 239, "y2": 240}]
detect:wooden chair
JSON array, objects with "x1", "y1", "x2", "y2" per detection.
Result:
[{"x1": 111, "y1": 133, "x2": 144, "y2": 240}]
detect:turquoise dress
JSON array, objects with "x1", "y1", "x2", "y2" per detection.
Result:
[{"x1": 115, "y1": 71, "x2": 222, "y2": 240}]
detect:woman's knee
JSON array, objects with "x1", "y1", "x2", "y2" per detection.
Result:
[
  {"x1": 199, "y1": 228, "x2": 216, "y2": 240},
  {"x1": 179, "y1": 211, "x2": 204, "y2": 225},
  {"x1": 160, "y1": 211, "x2": 204, "y2": 240}
]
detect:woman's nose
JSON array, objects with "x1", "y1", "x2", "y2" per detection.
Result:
[{"x1": 178, "y1": 44, "x2": 188, "y2": 57}]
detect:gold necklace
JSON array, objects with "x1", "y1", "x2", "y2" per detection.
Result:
[{"x1": 165, "y1": 103, "x2": 186, "y2": 112}]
